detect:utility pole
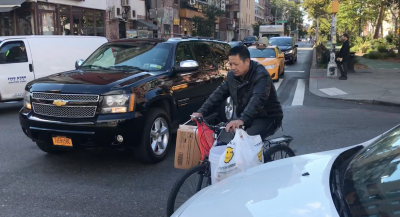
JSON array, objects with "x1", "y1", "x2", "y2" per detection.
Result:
[{"x1": 327, "y1": 0, "x2": 339, "y2": 77}]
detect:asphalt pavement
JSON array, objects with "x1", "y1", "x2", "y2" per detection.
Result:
[{"x1": 1, "y1": 41, "x2": 400, "y2": 217}]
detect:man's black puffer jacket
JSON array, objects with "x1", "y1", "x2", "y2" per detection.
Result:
[{"x1": 198, "y1": 60, "x2": 283, "y2": 126}]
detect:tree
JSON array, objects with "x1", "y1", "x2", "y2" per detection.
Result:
[
  {"x1": 191, "y1": 5, "x2": 224, "y2": 37},
  {"x1": 252, "y1": 20, "x2": 266, "y2": 36}
]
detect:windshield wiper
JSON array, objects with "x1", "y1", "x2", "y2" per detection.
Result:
[
  {"x1": 331, "y1": 169, "x2": 351, "y2": 217},
  {"x1": 109, "y1": 65, "x2": 143, "y2": 71},
  {"x1": 80, "y1": 65, "x2": 110, "y2": 70}
]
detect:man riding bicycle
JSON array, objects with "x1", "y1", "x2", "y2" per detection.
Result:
[{"x1": 191, "y1": 46, "x2": 283, "y2": 143}]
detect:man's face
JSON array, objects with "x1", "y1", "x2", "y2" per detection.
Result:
[
  {"x1": 228, "y1": 54, "x2": 250, "y2": 77},
  {"x1": 342, "y1": 36, "x2": 347, "y2": 41}
]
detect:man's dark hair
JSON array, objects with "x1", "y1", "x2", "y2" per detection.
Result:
[
  {"x1": 228, "y1": 46, "x2": 250, "y2": 62},
  {"x1": 343, "y1": 33, "x2": 349, "y2": 39}
]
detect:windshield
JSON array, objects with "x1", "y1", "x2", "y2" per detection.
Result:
[
  {"x1": 228, "y1": 42, "x2": 240, "y2": 47},
  {"x1": 249, "y1": 48, "x2": 276, "y2": 58},
  {"x1": 244, "y1": 36, "x2": 256, "y2": 41},
  {"x1": 82, "y1": 42, "x2": 171, "y2": 71},
  {"x1": 343, "y1": 125, "x2": 400, "y2": 216},
  {"x1": 261, "y1": 34, "x2": 280, "y2": 39},
  {"x1": 269, "y1": 38, "x2": 293, "y2": 46}
]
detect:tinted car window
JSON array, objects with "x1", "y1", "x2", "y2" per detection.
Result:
[
  {"x1": 192, "y1": 42, "x2": 214, "y2": 70},
  {"x1": 244, "y1": 36, "x2": 256, "y2": 41},
  {"x1": 212, "y1": 42, "x2": 229, "y2": 70},
  {"x1": 82, "y1": 42, "x2": 172, "y2": 71},
  {"x1": 343, "y1": 125, "x2": 400, "y2": 217},
  {"x1": 175, "y1": 42, "x2": 195, "y2": 66},
  {"x1": 0, "y1": 41, "x2": 28, "y2": 63},
  {"x1": 249, "y1": 48, "x2": 276, "y2": 58},
  {"x1": 269, "y1": 38, "x2": 293, "y2": 46}
]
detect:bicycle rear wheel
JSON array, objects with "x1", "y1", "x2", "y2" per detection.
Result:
[
  {"x1": 264, "y1": 145, "x2": 295, "y2": 163},
  {"x1": 166, "y1": 164, "x2": 211, "y2": 216}
]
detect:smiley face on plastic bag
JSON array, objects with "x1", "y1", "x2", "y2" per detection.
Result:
[{"x1": 224, "y1": 147, "x2": 234, "y2": 163}]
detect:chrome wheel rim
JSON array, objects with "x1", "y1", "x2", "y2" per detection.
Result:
[
  {"x1": 150, "y1": 117, "x2": 169, "y2": 155},
  {"x1": 225, "y1": 97, "x2": 234, "y2": 120}
]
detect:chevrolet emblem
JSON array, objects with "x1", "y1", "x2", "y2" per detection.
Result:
[{"x1": 53, "y1": 100, "x2": 67, "y2": 107}]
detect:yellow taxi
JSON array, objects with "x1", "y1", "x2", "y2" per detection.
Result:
[{"x1": 248, "y1": 43, "x2": 285, "y2": 82}]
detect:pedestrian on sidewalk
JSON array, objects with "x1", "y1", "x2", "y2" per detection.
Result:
[{"x1": 336, "y1": 33, "x2": 350, "y2": 80}]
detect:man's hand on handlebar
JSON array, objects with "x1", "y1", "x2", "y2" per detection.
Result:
[
  {"x1": 191, "y1": 112, "x2": 203, "y2": 121},
  {"x1": 225, "y1": 119, "x2": 244, "y2": 133}
]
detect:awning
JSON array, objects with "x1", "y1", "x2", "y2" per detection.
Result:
[
  {"x1": 0, "y1": 0, "x2": 26, "y2": 13},
  {"x1": 132, "y1": 19, "x2": 158, "y2": 31}
]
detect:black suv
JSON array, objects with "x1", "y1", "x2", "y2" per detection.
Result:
[
  {"x1": 242, "y1": 36, "x2": 258, "y2": 47},
  {"x1": 269, "y1": 37, "x2": 298, "y2": 63},
  {"x1": 19, "y1": 37, "x2": 232, "y2": 163}
]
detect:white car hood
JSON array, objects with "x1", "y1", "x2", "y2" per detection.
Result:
[{"x1": 173, "y1": 137, "x2": 380, "y2": 217}]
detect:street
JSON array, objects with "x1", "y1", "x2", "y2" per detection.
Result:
[{"x1": 1, "y1": 41, "x2": 400, "y2": 217}]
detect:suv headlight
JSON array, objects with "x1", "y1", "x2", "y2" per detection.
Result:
[
  {"x1": 23, "y1": 91, "x2": 31, "y2": 110},
  {"x1": 265, "y1": 64, "x2": 277, "y2": 69},
  {"x1": 101, "y1": 94, "x2": 135, "y2": 114},
  {"x1": 285, "y1": 50, "x2": 293, "y2": 54}
]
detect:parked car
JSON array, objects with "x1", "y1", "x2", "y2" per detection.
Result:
[
  {"x1": 171, "y1": 124, "x2": 400, "y2": 217},
  {"x1": 242, "y1": 36, "x2": 258, "y2": 47},
  {"x1": 248, "y1": 43, "x2": 285, "y2": 82},
  {"x1": 19, "y1": 37, "x2": 232, "y2": 164},
  {"x1": 0, "y1": 35, "x2": 108, "y2": 102},
  {"x1": 269, "y1": 36, "x2": 298, "y2": 64},
  {"x1": 228, "y1": 41, "x2": 245, "y2": 47}
]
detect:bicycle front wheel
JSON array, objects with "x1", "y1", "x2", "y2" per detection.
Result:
[{"x1": 166, "y1": 164, "x2": 211, "y2": 216}]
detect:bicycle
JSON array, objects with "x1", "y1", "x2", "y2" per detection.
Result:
[{"x1": 166, "y1": 116, "x2": 295, "y2": 216}]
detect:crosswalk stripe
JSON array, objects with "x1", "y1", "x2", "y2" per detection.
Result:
[
  {"x1": 274, "y1": 78, "x2": 283, "y2": 90},
  {"x1": 292, "y1": 79, "x2": 306, "y2": 106}
]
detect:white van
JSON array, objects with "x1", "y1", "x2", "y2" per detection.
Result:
[{"x1": 0, "y1": 35, "x2": 108, "y2": 102}]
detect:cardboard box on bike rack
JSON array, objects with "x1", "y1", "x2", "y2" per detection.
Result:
[{"x1": 174, "y1": 125, "x2": 201, "y2": 169}]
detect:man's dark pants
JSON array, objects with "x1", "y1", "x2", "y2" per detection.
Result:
[
  {"x1": 217, "y1": 116, "x2": 283, "y2": 144},
  {"x1": 337, "y1": 61, "x2": 348, "y2": 78}
]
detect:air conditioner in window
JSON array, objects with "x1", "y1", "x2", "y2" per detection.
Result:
[
  {"x1": 111, "y1": 6, "x2": 122, "y2": 19},
  {"x1": 189, "y1": 0, "x2": 196, "y2": 5},
  {"x1": 128, "y1": 10, "x2": 137, "y2": 20},
  {"x1": 121, "y1": 0, "x2": 129, "y2": 6}
]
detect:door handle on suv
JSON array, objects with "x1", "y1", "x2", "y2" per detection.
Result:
[{"x1": 29, "y1": 64, "x2": 33, "y2": 72}]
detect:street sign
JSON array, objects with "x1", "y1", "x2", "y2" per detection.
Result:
[{"x1": 277, "y1": 20, "x2": 287, "y2": 24}]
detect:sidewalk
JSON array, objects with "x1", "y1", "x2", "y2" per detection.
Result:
[
  {"x1": 309, "y1": 49, "x2": 400, "y2": 107},
  {"x1": 357, "y1": 56, "x2": 400, "y2": 69}
]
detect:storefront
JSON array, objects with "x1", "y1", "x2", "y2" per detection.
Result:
[{"x1": 0, "y1": 0, "x2": 106, "y2": 37}]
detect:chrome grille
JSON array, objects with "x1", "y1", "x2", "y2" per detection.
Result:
[
  {"x1": 32, "y1": 92, "x2": 99, "y2": 102},
  {"x1": 32, "y1": 103, "x2": 96, "y2": 118}
]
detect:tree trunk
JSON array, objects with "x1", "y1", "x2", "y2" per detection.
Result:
[{"x1": 374, "y1": 4, "x2": 385, "y2": 39}]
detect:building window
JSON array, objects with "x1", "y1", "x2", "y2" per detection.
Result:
[
  {"x1": 16, "y1": 3, "x2": 35, "y2": 35},
  {"x1": 38, "y1": 3, "x2": 56, "y2": 35},
  {"x1": 0, "y1": 13, "x2": 14, "y2": 36},
  {"x1": 82, "y1": 9, "x2": 94, "y2": 36},
  {"x1": 60, "y1": 6, "x2": 71, "y2": 35},
  {"x1": 96, "y1": 11, "x2": 104, "y2": 36}
]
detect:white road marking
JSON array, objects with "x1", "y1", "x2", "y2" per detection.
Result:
[
  {"x1": 319, "y1": 87, "x2": 348, "y2": 96},
  {"x1": 292, "y1": 79, "x2": 306, "y2": 106},
  {"x1": 274, "y1": 78, "x2": 283, "y2": 90},
  {"x1": 285, "y1": 71, "x2": 305, "y2": 73}
]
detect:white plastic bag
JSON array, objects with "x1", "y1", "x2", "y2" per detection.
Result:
[{"x1": 213, "y1": 129, "x2": 264, "y2": 183}]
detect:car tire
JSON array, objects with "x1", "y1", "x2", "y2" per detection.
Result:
[
  {"x1": 36, "y1": 141, "x2": 65, "y2": 154},
  {"x1": 281, "y1": 67, "x2": 285, "y2": 76},
  {"x1": 219, "y1": 97, "x2": 235, "y2": 122},
  {"x1": 134, "y1": 108, "x2": 171, "y2": 164}
]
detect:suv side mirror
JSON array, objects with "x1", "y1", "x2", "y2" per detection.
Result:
[
  {"x1": 295, "y1": 45, "x2": 299, "y2": 47},
  {"x1": 174, "y1": 60, "x2": 199, "y2": 73},
  {"x1": 75, "y1": 59, "x2": 84, "y2": 69}
]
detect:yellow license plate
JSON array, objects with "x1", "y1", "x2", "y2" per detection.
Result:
[{"x1": 52, "y1": 136, "x2": 73, "y2": 147}]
